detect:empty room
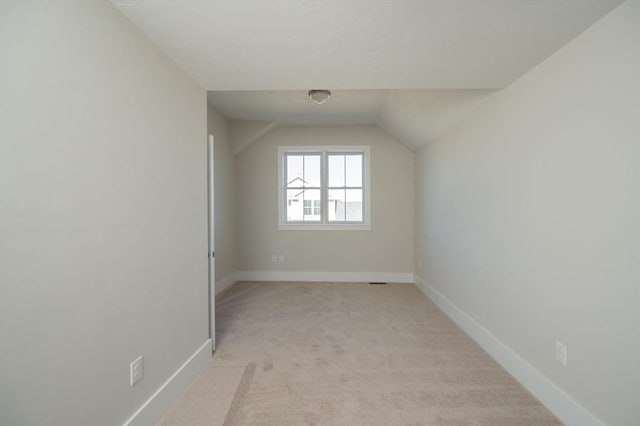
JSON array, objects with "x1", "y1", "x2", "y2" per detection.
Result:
[{"x1": 1, "y1": 1, "x2": 638, "y2": 425}]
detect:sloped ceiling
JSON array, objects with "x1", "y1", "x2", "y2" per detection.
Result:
[
  {"x1": 207, "y1": 90, "x2": 497, "y2": 152},
  {"x1": 112, "y1": 0, "x2": 620, "y2": 90},
  {"x1": 113, "y1": 0, "x2": 622, "y2": 150},
  {"x1": 379, "y1": 90, "x2": 496, "y2": 151}
]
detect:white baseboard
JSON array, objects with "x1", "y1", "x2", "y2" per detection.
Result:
[
  {"x1": 236, "y1": 270, "x2": 414, "y2": 283},
  {"x1": 216, "y1": 272, "x2": 237, "y2": 295},
  {"x1": 413, "y1": 276, "x2": 603, "y2": 426},
  {"x1": 122, "y1": 339, "x2": 212, "y2": 426}
]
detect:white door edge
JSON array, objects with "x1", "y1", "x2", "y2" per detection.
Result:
[{"x1": 207, "y1": 134, "x2": 215, "y2": 350}]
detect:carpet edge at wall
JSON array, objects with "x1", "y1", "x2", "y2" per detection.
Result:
[{"x1": 413, "y1": 275, "x2": 604, "y2": 426}]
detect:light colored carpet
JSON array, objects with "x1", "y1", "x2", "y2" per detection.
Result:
[
  {"x1": 156, "y1": 365, "x2": 247, "y2": 426},
  {"x1": 162, "y1": 281, "x2": 561, "y2": 426}
]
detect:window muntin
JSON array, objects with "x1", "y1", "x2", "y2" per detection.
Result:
[{"x1": 279, "y1": 146, "x2": 370, "y2": 230}]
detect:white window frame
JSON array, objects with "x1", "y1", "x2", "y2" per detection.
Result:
[{"x1": 278, "y1": 145, "x2": 371, "y2": 231}]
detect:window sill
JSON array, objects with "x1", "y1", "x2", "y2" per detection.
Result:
[{"x1": 278, "y1": 224, "x2": 371, "y2": 231}]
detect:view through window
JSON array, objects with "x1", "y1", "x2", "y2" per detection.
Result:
[{"x1": 279, "y1": 146, "x2": 369, "y2": 229}]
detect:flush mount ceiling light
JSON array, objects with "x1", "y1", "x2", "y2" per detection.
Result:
[{"x1": 308, "y1": 89, "x2": 331, "y2": 104}]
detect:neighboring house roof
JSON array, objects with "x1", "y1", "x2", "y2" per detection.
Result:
[
  {"x1": 287, "y1": 175, "x2": 316, "y2": 198},
  {"x1": 287, "y1": 175, "x2": 311, "y2": 187}
]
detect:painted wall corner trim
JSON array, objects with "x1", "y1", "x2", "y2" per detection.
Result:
[
  {"x1": 413, "y1": 276, "x2": 604, "y2": 426},
  {"x1": 236, "y1": 270, "x2": 414, "y2": 283},
  {"x1": 216, "y1": 272, "x2": 238, "y2": 295},
  {"x1": 122, "y1": 339, "x2": 212, "y2": 426}
]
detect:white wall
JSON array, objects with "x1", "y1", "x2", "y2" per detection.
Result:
[
  {"x1": 0, "y1": 2, "x2": 208, "y2": 425},
  {"x1": 207, "y1": 106, "x2": 237, "y2": 289},
  {"x1": 236, "y1": 125, "x2": 414, "y2": 277},
  {"x1": 414, "y1": 2, "x2": 640, "y2": 425}
]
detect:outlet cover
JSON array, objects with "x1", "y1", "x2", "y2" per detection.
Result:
[
  {"x1": 130, "y1": 355, "x2": 143, "y2": 386},
  {"x1": 555, "y1": 341, "x2": 568, "y2": 366}
]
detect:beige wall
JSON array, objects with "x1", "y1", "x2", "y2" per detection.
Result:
[
  {"x1": 0, "y1": 2, "x2": 208, "y2": 425},
  {"x1": 414, "y1": 2, "x2": 640, "y2": 424},
  {"x1": 207, "y1": 106, "x2": 237, "y2": 284},
  {"x1": 236, "y1": 125, "x2": 414, "y2": 274}
]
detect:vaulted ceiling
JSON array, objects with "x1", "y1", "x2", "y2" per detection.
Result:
[
  {"x1": 112, "y1": 0, "x2": 622, "y2": 150},
  {"x1": 206, "y1": 90, "x2": 496, "y2": 151}
]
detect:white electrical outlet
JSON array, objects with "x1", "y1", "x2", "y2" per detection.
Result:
[
  {"x1": 278, "y1": 254, "x2": 284, "y2": 263},
  {"x1": 130, "y1": 355, "x2": 143, "y2": 386},
  {"x1": 555, "y1": 341, "x2": 568, "y2": 366},
  {"x1": 271, "y1": 254, "x2": 278, "y2": 263},
  {"x1": 417, "y1": 261, "x2": 422, "y2": 270}
]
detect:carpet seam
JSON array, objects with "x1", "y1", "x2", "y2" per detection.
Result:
[{"x1": 221, "y1": 362, "x2": 256, "y2": 426}]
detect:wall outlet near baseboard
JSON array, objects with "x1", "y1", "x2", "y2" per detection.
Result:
[
  {"x1": 271, "y1": 254, "x2": 278, "y2": 263},
  {"x1": 555, "y1": 341, "x2": 568, "y2": 366},
  {"x1": 278, "y1": 254, "x2": 284, "y2": 263},
  {"x1": 130, "y1": 355, "x2": 144, "y2": 386}
]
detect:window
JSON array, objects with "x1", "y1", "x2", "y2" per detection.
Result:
[
  {"x1": 278, "y1": 146, "x2": 370, "y2": 230},
  {"x1": 303, "y1": 199, "x2": 321, "y2": 216}
]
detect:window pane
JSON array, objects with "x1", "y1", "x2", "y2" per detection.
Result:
[
  {"x1": 345, "y1": 189, "x2": 363, "y2": 221},
  {"x1": 328, "y1": 155, "x2": 345, "y2": 187},
  {"x1": 303, "y1": 189, "x2": 321, "y2": 221},
  {"x1": 304, "y1": 155, "x2": 321, "y2": 187},
  {"x1": 286, "y1": 155, "x2": 303, "y2": 187},
  {"x1": 286, "y1": 189, "x2": 303, "y2": 221},
  {"x1": 345, "y1": 154, "x2": 363, "y2": 187},
  {"x1": 287, "y1": 189, "x2": 321, "y2": 222},
  {"x1": 328, "y1": 189, "x2": 346, "y2": 221}
]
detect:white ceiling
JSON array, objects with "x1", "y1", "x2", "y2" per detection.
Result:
[
  {"x1": 379, "y1": 90, "x2": 496, "y2": 150},
  {"x1": 112, "y1": 0, "x2": 620, "y2": 90},
  {"x1": 207, "y1": 90, "x2": 388, "y2": 125},
  {"x1": 113, "y1": 0, "x2": 621, "y2": 150},
  {"x1": 207, "y1": 89, "x2": 497, "y2": 151}
]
